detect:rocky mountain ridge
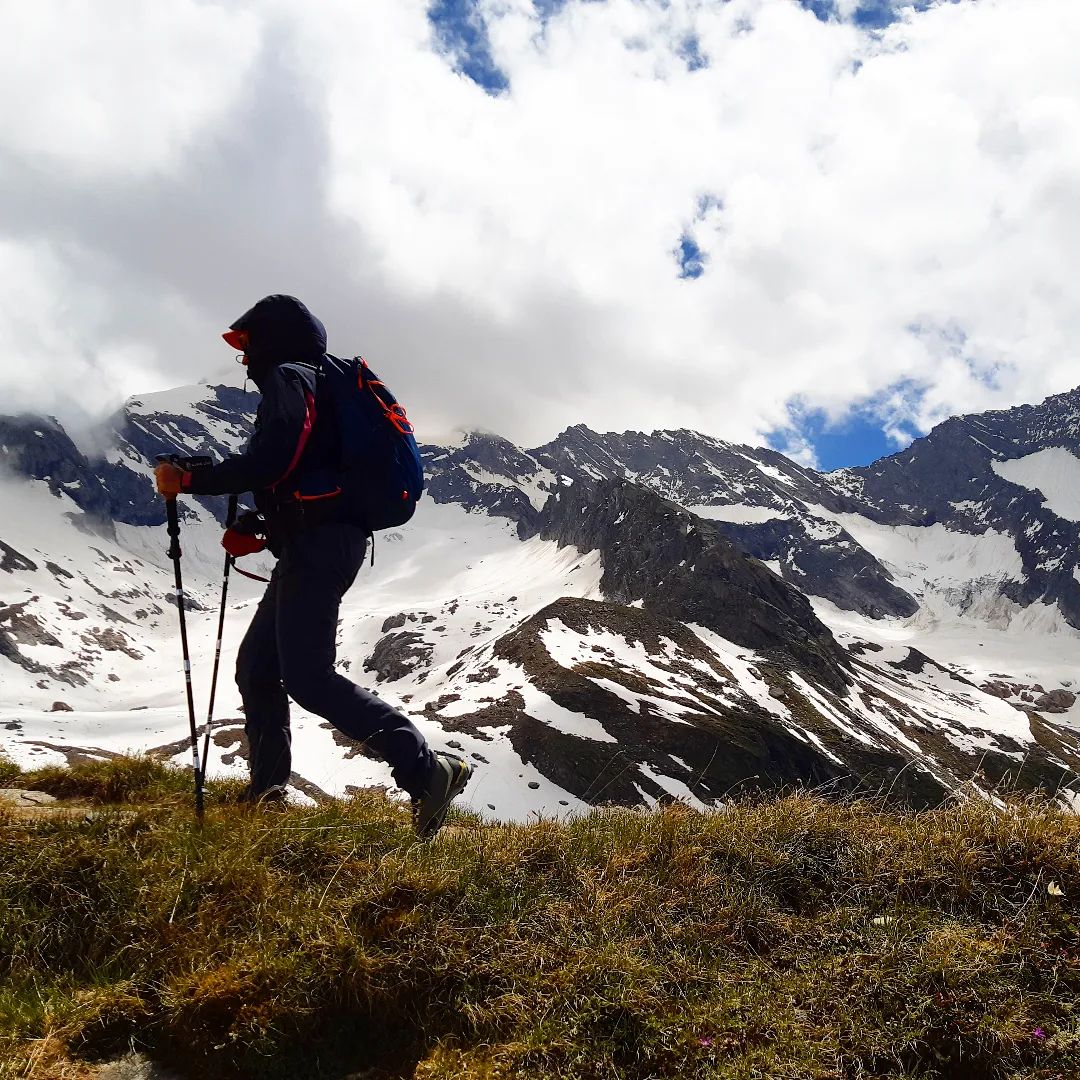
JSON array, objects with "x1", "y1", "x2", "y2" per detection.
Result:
[
  {"x1": 2, "y1": 380, "x2": 1079, "y2": 814},
  {"x1": 5, "y1": 381, "x2": 1080, "y2": 630}
]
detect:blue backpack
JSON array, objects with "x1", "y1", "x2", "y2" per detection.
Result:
[{"x1": 292, "y1": 355, "x2": 423, "y2": 531}]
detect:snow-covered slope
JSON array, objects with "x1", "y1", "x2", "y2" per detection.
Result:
[{"x1": 2, "y1": 380, "x2": 1080, "y2": 815}]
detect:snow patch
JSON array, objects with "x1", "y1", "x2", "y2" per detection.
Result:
[
  {"x1": 688, "y1": 504, "x2": 787, "y2": 524},
  {"x1": 992, "y1": 448, "x2": 1080, "y2": 522}
]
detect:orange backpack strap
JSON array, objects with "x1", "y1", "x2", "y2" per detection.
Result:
[{"x1": 356, "y1": 356, "x2": 414, "y2": 434}]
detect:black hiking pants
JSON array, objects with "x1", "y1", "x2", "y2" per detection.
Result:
[{"x1": 235, "y1": 523, "x2": 434, "y2": 798}]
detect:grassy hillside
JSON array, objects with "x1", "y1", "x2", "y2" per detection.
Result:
[{"x1": 1, "y1": 756, "x2": 1078, "y2": 1079}]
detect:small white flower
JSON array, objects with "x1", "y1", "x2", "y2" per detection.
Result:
[{"x1": 1048, "y1": 881, "x2": 1065, "y2": 898}]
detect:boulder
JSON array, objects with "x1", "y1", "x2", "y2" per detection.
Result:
[
  {"x1": 1034, "y1": 689, "x2": 1077, "y2": 714},
  {"x1": 0, "y1": 788, "x2": 57, "y2": 807}
]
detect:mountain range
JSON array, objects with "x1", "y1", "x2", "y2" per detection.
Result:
[{"x1": 2, "y1": 379, "x2": 1079, "y2": 817}]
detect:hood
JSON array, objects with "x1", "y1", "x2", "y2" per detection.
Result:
[{"x1": 229, "y1": 295, "x2": 327, "y2": 379}]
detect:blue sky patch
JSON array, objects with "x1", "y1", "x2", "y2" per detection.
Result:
[
  {"x1": 798, "y1": 0, "x2": 947, "y2": 29},
  {"x1": 769, "y1": 389, "x2": 924, "y2": 470},
  {"x1": 674, "y1": 194, "x2": 723, "y2": 279},
  {"x1": 678, "y1": 33, "x2": 709, "y2": 72},
  {"x1": 428, "y1": 0, "x2": 951, "y2": 94},
  {"x1": 799, "y1": 0, "x2": 841, "y2": 21},
  {"x1": 676, "y1": 234, "x2": 706, "y2": 279},
  {"x1": 533, "y1": 0, "x2": 571, "y2": 16},
  {"x1": 775, "y1": 409, "x2": 904, "y2": 470},
  {"x1": 428, "y1": 0, "x2": 509, "y2": 95}
]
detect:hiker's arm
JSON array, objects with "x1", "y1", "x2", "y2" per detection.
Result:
[{"x1": 185, "y1": 368, "x2": 314, "y2": 496}]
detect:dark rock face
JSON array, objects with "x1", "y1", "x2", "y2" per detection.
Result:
[
  {"x1": 0, "y1": 541, "x2": 37, "y2": 574},
  {"x1": 492, "y1": 597, "x2": 867, "y2": 805},
  {"x1": 838, "y1": 387, "x2": 1080, "y2": 521},
  {"x1": 835, "y1": 386, "x2": 1080, "y2": 626},
  {"x1": 4, "y1": 379, "x2": 1080, "y2": 632},
  {"x1": 0, "y1": 385, "x2": 261, "y2": 528},
  {"x1": 364, "y1": 631, "x2": 433, "y2": 683},
  {"x1": 0, "y1": 416, "x2": 115, "y2": 517},
  {"x1": 540, "y1": 478, "x2": 851, "y2": 693},
  {"x1": 420, "y1": 432, "x2": 551, "y2": 538},
  {"x1": 0, "y1": 600, "x2": 85, "y2": 685},
  {"x1": 527, "y1": 424, "x2": 917, "y2": 618},
  {"x1": 716, "y1": 516, "x2": 918, "y2": 619},
  {"x1": 1033, "y1": 689, "x2": 1077, "y2": 714},
  {"x1": 532, "y1": 424, "x2": 839, "y2": 510}
]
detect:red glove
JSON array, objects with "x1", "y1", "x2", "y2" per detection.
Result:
[
  {"x1": 222, "y1": 528, "x2": 266, "y2": 558},
  {"x1": 154, "y1": 461, "x2": 190, "y2": 496}
]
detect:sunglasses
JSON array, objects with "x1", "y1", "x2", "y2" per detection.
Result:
[{"x1": 222, "y1": 328, "x2": 250, "y2": 365}]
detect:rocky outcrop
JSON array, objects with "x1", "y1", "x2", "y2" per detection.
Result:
[
  {"x1": 540, "y1": 477, "x2": 851, "y2": 693},
  {"x1": 0, "y1": 385, "x2": 261, "y2": 530},
  {"x1": 532, "y1": 424, "x2": 844, "y2": 511},
  {"x1": 0, "y1": 415, "x2": 115, "y2": 517},
  {"x1": 364, "y1": 631, "x2": 433, "y2": 683},
  {"x1": 1034, "y1": 689, "x2": 1076, "y2": 714},
  {"x1": 420, "y1": 432, "x2": 552, "y2": 538},
  {"x1": 486, "y1": 597, "x2": 880, "y2": 805},
  {"x1": 527, "y1": 424, "x2": 916, "y2": 617},
  {"x1": 716, "y1": 515, "x2": 918, "y2": 619},
  {"x1": 833, "y1": 386, "x2": 1080, "y2": 627},
  {"x1": 0, "y1": 540, "x2": 37, "y2": 574}
]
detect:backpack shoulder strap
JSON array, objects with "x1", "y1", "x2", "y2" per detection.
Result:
[{"x1": 354, "y1": 357, "x2": 414, "y2": 435}]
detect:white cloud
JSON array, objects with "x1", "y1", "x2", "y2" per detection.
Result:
[
  {"x1": 1, "y1": 0, "x2": 1079, "y2": 458},
  {"x1": 0, "y1": 0, "x2": 259, "y2": 178},
  {"x1": 0, "y1": 238, "x2": 193, "y2": 426}
]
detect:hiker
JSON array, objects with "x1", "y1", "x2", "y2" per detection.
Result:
[{"x1": 153, "y1": 294, "x2": 471, "y2": 835}]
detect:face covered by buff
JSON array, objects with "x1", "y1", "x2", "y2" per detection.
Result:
[{"x1": 223, "y1": 295, "x2": 328, "y2": 386}]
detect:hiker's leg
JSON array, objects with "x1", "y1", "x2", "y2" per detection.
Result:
[
  {"x1": 276, "y1": 525, "x2": 434, "y2": 797},
  {"x1": 235, "y1": 573, "x2": 292, "y2": 793}
]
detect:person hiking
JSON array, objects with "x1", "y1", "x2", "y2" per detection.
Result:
[{"x1": 154, "y1": 294, "x2": 471, "y2": 836}]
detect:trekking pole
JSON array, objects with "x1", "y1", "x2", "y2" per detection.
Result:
[
  {"x1": 200, "y1": 494, "x2": 238, "y2": 790},
  {"x1": 157, "y1": 455, "x2": 205, "y2": 824}
]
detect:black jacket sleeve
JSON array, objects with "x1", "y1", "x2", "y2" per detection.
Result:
[{"x1": 187, "y1": 366, "x2": 313, "y2": 497}]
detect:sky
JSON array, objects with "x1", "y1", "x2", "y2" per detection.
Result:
[{"x1": 1, "y1": 0, "x2": 1079, "y2": 468}]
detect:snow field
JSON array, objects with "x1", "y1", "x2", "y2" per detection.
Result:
[
  {"x1": 992, "y1": 448, "x2": 1080, "y2": 523},
  {"x1": 5, "y1": 433, "x2": 1078, "y2": 820}
]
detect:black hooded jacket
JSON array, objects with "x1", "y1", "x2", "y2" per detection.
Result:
[{"x1": 187, "y1": 295, "x2": 339, "y2": 519}]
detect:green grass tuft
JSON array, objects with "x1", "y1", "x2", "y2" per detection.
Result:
[
  {"x1": 14, "y1": 754, "x2": 194, "y2": 805},
  {"x1": 1, "y1": 756, "x2": 1078, "y2": 1079},
  {"x1": 0, "y1": 756, "x2": 22, "y2": 788}
]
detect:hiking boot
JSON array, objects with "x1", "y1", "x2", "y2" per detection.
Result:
[
  {"x1": 235, "y1": 783, "x2": 289, "y2": 810},
  {"x1": 412, "y1": 752, "x2": 472, "y2": 838}
]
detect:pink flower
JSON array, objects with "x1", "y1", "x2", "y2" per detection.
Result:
[
  {"x1": 1033, "y1": 1028, "x2": 1047, "y2": 1041},
  {"x1": 697, "y1": 1037, "x2": 714, "y2": 1047}
]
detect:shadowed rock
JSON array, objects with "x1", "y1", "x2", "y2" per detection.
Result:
[{"x1": 540, "y1": 477, "x2": 850, "y2": 693}]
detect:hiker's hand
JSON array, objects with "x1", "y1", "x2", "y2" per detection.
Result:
[{"x1": 155, "y1": 461, "x2": 188, "y2": 497}]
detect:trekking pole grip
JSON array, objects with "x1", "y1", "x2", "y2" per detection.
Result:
[
  {"x1": 164, "y1": 495, "x2": 181, "y2": 560},
  {"x1": 156, "y1": 454, "x2": 184, "y2": 559}
]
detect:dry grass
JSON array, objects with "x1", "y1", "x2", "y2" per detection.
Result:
[{"x1": 1, "y1": 755, "x2": 1078, "y2": 1079}]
